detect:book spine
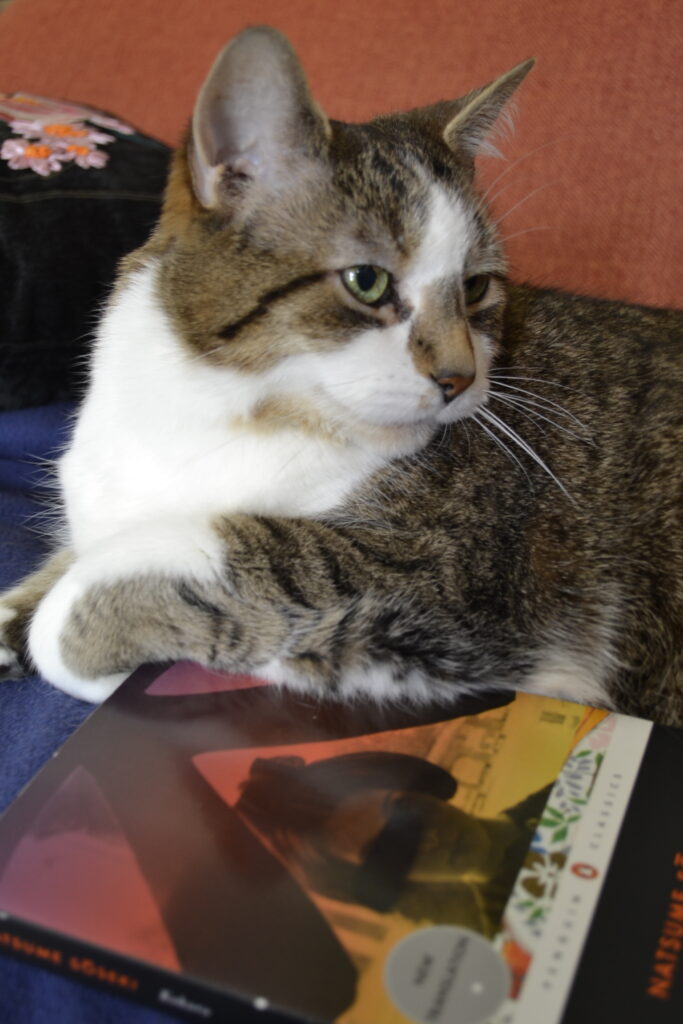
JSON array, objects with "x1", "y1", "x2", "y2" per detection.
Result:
[{"x1": 0, "y1": 913, "x2": 288, "y2": 1022}]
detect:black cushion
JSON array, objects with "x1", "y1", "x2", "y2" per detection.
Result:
[{"x1": 0, "y1": 95, "x2": 171, "y2": 410}]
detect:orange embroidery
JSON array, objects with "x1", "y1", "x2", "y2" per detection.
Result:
[
  {"x1": 2, "y1": 109, "x2": 124, "y2": 175},
  {"x1": 22, "y1": 144, "x2": 53, "y2": 160},
  {"x1": 43, "y1": 123, "x2": 89, "y2": 139}
]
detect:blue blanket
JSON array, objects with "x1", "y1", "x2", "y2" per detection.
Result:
[{"x1": 0, "y1": 403, "x2": 181, "y2": 1023}]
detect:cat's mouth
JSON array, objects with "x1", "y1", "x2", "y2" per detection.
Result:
[{"x1": 434, "y1": 373, "x2": 489, "y2": 425}]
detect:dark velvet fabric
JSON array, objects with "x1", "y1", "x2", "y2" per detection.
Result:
[{"x1": 0, "y1": 118, "x2": 170, "y2": 410}]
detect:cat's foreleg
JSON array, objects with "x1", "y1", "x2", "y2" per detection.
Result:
[
  {"x1": 27, "y1": 516, "x2": 345, "y2": 701},
  {"x1": 0, "y1": 549, "x2": 74, "y2": 681},
  {"x1": 25, "y1": 515, "x2": 434, "y2": 702}
]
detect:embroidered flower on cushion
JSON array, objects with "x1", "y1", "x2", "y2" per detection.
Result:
[
  {"x1": 42, "y1": 122, "x2": 115, "y2": 147},
  {"x1": 9, "y1": 118, "x2": 115, "y2": 146},
  {"x1": 1, "y1": 118, "x2": 117, "y2": 175},
  {"x1": 0, "y1": 136, "x2": 68, "y2": 176},
  {"x1": 62, "y1": 143, "x2": 109, "y2": 169}
]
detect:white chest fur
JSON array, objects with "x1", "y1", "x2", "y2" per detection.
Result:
[{"x1": 60, "y1": 264, "x2": 391, "y2": 552}]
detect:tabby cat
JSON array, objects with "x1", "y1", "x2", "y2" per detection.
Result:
[{"x1": 1, "y1": 27, "x2": 681, "y2": 723}]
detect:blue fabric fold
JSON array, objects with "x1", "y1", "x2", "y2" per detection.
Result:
[{"x1": 0, "y1": 403, "x2": 178, "y2": 1023}]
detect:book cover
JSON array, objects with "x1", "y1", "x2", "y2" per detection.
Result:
[{"x1": 0, "y1": 662, "x2": 680, "y2": 1023}]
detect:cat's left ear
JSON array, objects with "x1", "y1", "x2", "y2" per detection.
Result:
[
  {"x1": 443, "y1": 58, "x2": 535, "y2": 158},
  {"x1": 189, "y1": 26, "x2": 331, "y2": 210}
]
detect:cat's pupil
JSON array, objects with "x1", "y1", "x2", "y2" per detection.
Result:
[{"x1": 357, "y1": 266, "x2": 377, "y2": 292}]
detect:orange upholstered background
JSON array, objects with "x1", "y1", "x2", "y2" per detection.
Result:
[{"x1": 0, "y1": 0, "x2": 680, "y2": 308}]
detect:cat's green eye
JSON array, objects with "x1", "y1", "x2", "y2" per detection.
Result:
[
  {"x1": 464, "y1": 274, "x2": 491, "y2": 305},
  {"x1": 341, "y1": 265, "x2": 391, "y2": 306}
]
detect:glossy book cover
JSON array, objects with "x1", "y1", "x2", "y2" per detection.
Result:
[{"x1": 0, "y1": 663, "x2": 681, "y2": 1023}]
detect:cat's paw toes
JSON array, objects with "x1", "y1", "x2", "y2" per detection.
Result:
[
  {"x1": 0, "y1": 605, "x2": 28, "y2": 681},
  {"x1": 0, "y1": 644, "x2": 25, "y2": 682}
]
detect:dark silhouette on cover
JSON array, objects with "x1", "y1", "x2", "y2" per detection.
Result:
[{"x1": 236, "y1": 751, "x2": 551, "y2": 937}]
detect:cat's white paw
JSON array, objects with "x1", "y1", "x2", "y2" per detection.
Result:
[
  {"x1": 28, "y1": 572, "x2": 126, "y2": 702},
  {"x1": 0, "y1": 641, "x2": 23, "y2": 682},
  {"x1": 27, "y1": 518, "x2": 224, "y2": 702},
  {"x1": 0, "y1": 603, "x2": 25, "y2": 681}
]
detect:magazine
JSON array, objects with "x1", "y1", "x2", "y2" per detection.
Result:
[{"x1": 0, "y1": 662, "x2": 681, "y2": 1023}]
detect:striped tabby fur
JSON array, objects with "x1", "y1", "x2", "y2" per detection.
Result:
[{"x1": 1, "y1": 28, "x2": 681, "y2": 723}]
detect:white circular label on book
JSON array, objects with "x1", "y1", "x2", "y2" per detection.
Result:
[{"x1": 384, "y1": 925, "x2": 510, "y2": 1024}]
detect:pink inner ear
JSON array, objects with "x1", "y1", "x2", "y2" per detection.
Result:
[{"x1": 145, "y1": 661, "x2": 272, "y2": 696}]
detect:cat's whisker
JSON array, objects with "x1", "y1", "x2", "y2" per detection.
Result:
[
  {"x1": 487, "y1": 381, "x2": 589, "y2": 430},
  {"x1": 472, "y1": 413, "x2": 533, "y2": 484},
  {"x1": 489, "y1": 392, "x2": 592, "y2": 444},
  {"x1": 489, "y1": 372, "x2": 576, "y2": 391},
  {"x1": 489, "y1": 391, "x2": 581, "y2": 436},
  {"x1": 488, "y1": 390, "x2": 589, "y2": 433},
  {"x1": 491, "y1": 391, "x2": 591, "y2": 436},
  {"x1": 492, "y1": 181, "x2": 560, "y2": 228},
  {"x1": 478, "y1": 408, "x2": 576, "y2": 503},
  {"x1": 479, "y1": 132, "x2": 582, "y2": 204},
  {"x1": 434, "y1": 424, "x2": 456, "y2": 456},
  {"x1": 501, "y1": 225, "x2": 554, "y2": 245},
  {"x1": 483, "y1": 177, "x2": 516, "y2": 210},
  {"x1": 459, "y1": 420, "x2": 473, "y2": 460}
]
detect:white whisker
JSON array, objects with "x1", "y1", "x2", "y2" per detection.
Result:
[
  {"x1": 478, "y1": 408, "x2": 576, "y2": 503},
  {"x1": 472, "y1": 413, "x2": 532, "y2": 483},
  {"x1": 487, "y1": 381, "x2": 589, "y2": 429},
  {"x1": 493, "y1": 181, "x2": 559, "y2": 228},
  {"x1": 480, "y1": 133, "x2": 582, "y2": 204},
  {"x1": 485, "y1": 177, "x2": 517, "y2": 209},
  {"x1": 490, "y1": 372, "x2": 576, "y2": 391},
  {"x1": 489, "y1": 392, "x2": 591, "y2": 444},
  {"x1": 501, "y1": 225, "x2": 555, "y2": 245}
]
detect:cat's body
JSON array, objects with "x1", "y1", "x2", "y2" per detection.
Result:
[{"x1": 1, "y1": 28, "x2": 681, "y2": 722}]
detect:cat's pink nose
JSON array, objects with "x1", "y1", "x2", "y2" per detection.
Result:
[{"x1": 435, "y1": 373, "x2": 475, "y2": 402}]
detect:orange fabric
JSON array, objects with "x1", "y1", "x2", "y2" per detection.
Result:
[{"x1": 0, "y1": 0, "x2": 680, "y2": 307}]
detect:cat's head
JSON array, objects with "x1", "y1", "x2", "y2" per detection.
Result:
[{"x1": 150, "y1": 27, "x2": 532, "y2": 454}]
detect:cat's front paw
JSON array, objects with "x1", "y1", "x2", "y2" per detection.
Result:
[
  {"x1": 27, "y1": 519, "x2": 227, "y2": 702},
  {"x1": 0, "y1": 603, "x2": 29, "y2": 681},
  {"x1": 27, "y1": 571, "x2": 128, "y2": 702}
]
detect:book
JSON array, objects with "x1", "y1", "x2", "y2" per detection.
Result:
[{"x1": 0, "y1": 661, "x2": 681, "y2": 1023}]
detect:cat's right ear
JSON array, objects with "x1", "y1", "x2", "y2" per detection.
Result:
[
  {"x1": 442, "y1": 58, "x2": 535, "y2": 159},
  {"x1": 189, "y1": 26, "x2": 331, "y2": 210}
]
